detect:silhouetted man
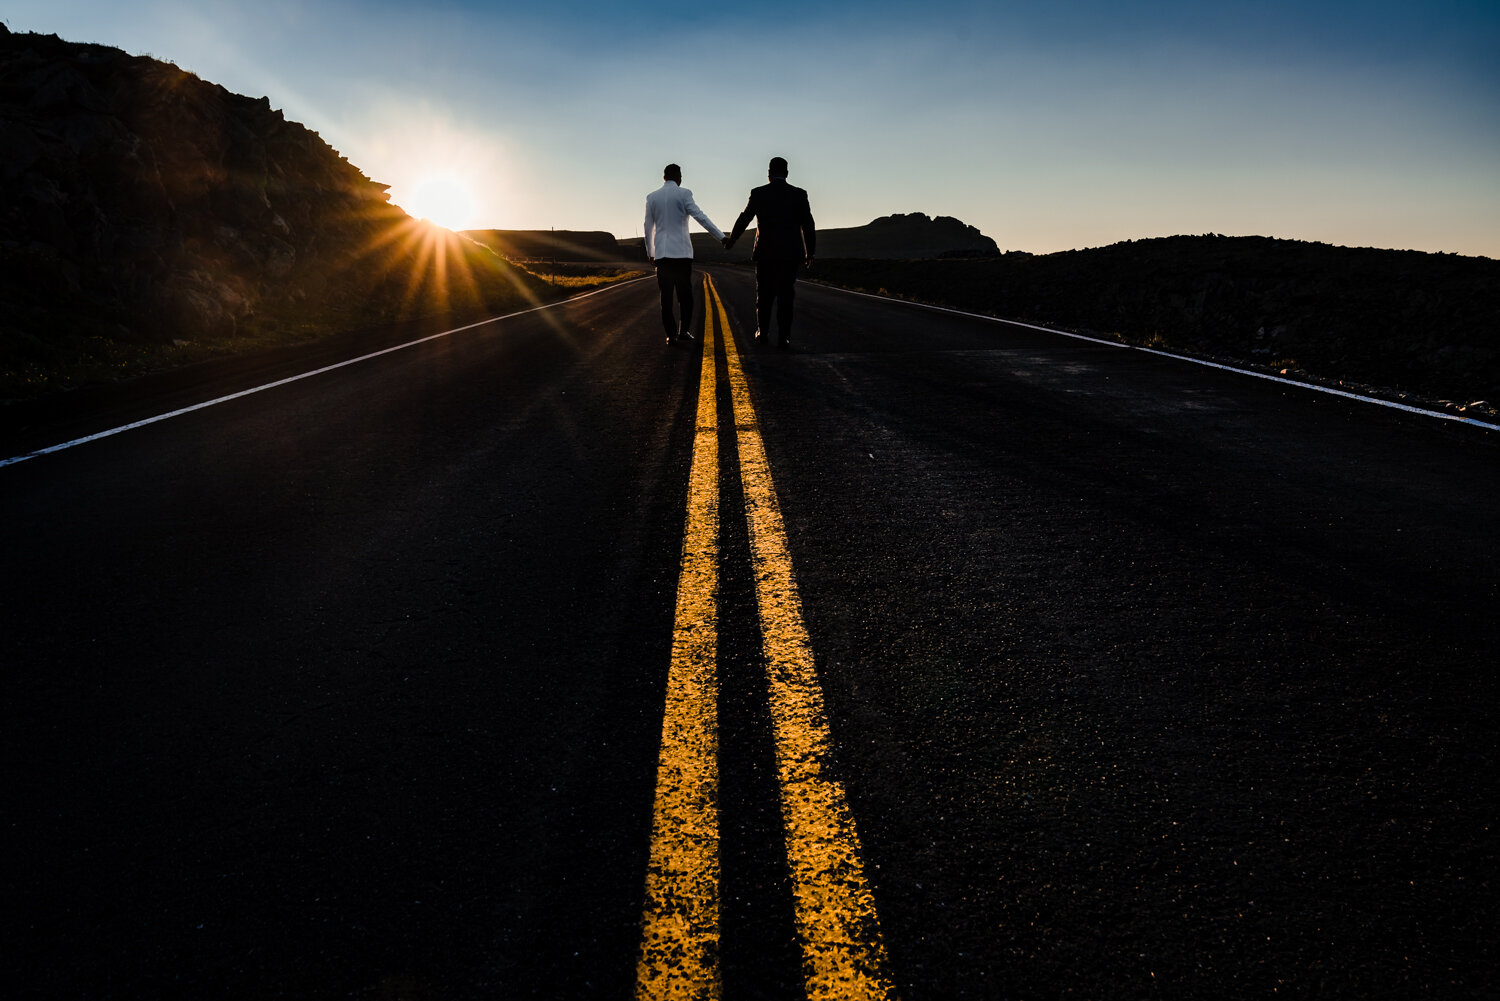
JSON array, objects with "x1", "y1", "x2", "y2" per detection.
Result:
[
  {"x1": 644, "y1": 163, "x2": 725, "y2": 345},
  {"x1": 724, "y1": 156, "x2": 816, "y2": 349}
]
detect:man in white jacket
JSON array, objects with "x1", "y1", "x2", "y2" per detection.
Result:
[{"x1": 644, "y1": 164, "x2": 725, "y2": 345}]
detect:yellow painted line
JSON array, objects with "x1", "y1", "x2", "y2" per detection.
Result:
[
  {"x1": 705, "y1": 275, "x2": 901, "y2": 1000},
  {"x1": 635, "y1": 282, "x2": 722, "y2": 1001}
]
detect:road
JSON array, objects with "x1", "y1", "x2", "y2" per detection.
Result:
[{"x1": 3, "y1": 267, "x2": 1497, "y2": 999}]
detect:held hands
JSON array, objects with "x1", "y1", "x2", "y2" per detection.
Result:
[{"x1": 721, "y1": 236, "x2": 735, "y2": 250}]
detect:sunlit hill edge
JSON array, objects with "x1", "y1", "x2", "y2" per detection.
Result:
[{"x1": 0, "y1": 26, "x2": 641, "y2": 403}]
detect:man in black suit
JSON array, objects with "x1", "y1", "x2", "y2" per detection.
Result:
[{"x1": 724, "y1": 156, "x2": 816, "y2": 349}]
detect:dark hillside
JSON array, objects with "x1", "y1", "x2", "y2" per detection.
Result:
[
  {"x1": 0, "y1": 26, "x2": 555, "y2": 400},
  {"x1": 813, "y1": 236, "x2": 1500, "y2": 411},
  {"x1": 464, "y1": 229, "x2": 622, "y2": 261}
]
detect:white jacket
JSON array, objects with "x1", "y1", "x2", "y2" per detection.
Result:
[{"x1": 644, "y1": 180, "x2": 724, "y2": 259}]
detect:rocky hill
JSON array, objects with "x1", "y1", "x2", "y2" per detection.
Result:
[
  {"x1": 812, "y1": 236, "x2": 1500, "y2": 411},
  {"x1": 818, "y1": 213, "x2": 999, "y2": 259},
  {"x1": 620, "y1": 211, "x2": 1000, "y2": 262},
  {"x1": 0, "y1": 26, "x2": 553, "y2": 400}
]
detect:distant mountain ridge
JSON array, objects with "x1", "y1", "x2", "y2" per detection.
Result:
[
  {"x1": 820, "y1": 212, "x2": 1000, "y2": 259},
  {"x1": 619, "y1": 211, "x2": 1001, "y2": 262}
]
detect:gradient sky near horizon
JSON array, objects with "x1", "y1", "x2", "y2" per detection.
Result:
[{"x1": 7, "y1": 0, "x2": 1499, "y2": 257}]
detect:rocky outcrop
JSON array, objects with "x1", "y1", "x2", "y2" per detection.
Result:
[
  {"x1": 1, "y1": 26, "x2": 549, "y2": 398},
  {"x1": 824, "y1": 212, "x2": 1000, "y2": 259},
  {"x1": 2, "y1": 29, "x2": 401, "y2": 340}
]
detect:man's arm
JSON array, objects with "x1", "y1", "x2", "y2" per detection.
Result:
[
  {"x1": 800, "y1": 192, "x2": 816, "y2": 263},
  {"x1": 643, "y1": 198, "x2": 655, "y2": 261},
  {"x1": 684, "y1": 192, "x2": 724, "y2": 242},
  {"x1": 727, "y1": 191, "x2": 757, "y2": 246}
]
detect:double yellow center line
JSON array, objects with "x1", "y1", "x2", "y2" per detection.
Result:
[{"x1": 636, "y1": 275, "x2": 899, "y2": 1000}]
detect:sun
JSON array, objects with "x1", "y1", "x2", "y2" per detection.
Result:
[{"x1": 403, "y1": 173, "x2": 480, "y2": 231}]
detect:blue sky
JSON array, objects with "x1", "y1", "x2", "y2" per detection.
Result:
[{"x1": 7, "y1": 1, "x2": 1499, "y2": 256}]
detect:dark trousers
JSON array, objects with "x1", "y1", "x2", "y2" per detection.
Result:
[
  {"x1": 755, "y1": 258, "x2": 801, "y2": 339},
  {"x1": 655, "y1": 258, "x2": 693, "y2": 336}
]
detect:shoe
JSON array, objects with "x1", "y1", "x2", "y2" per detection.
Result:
[
  {"x1": 777, "y1": 336, "x2": 791, "y2": 350},
  {"x1": 666, "y1": 334, "x2": 675, "y2": 346},
  {"x1": 677, "y1": 330, "x2": 696, "y2": 343}
]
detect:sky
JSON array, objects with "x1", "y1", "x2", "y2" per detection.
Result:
[{"x1": 6, "y1": 0, "x2": 1499, "y2": 257}]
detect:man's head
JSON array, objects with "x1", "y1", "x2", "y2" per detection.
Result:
[
  {"x1": 768, "y1": 156, "x2": 788, "y2": 180},
  {"x1": 663, "y1": 163, "x2": 682, "y2": 184}
]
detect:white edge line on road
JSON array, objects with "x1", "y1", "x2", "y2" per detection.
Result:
[
  {"x1": 1, "y1": 277, "x2": 654, "y2": 470},
  {"x1": 816, "y1": 282, "x2": 1500, "y2": 433}
]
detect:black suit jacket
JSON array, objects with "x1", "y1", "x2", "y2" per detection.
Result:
[{"x1": 730, "y1": 179, "x2": 816, "y2": 262}]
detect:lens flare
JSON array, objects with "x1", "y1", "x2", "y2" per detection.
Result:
[{"x1": 402, "y1": 173, "x2": 479, "y2": 231}]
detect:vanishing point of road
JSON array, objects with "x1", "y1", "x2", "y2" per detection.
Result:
[{"x1": 3, "y1": 267, "x2": 1496, "y2": 999}]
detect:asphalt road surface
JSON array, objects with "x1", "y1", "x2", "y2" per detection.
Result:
[{"x1": 3, "y1": 267, "x2": 1497, "y2": 999}]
